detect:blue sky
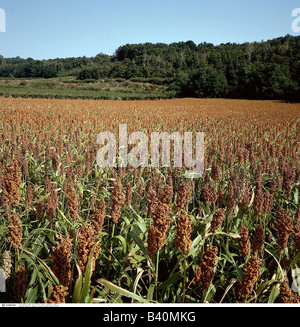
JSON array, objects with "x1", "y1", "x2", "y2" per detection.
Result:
[{"x1": 0, "y1": 0, "x2": 299, "y2": 59}]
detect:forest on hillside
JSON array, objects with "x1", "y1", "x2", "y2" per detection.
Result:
[{"x1": 1, "y1": 35, "x2": 300, "y2": 100}]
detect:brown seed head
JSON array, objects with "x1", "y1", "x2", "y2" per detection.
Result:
[
  {"x1": 253, "y1": 180, "x2": 264, "y2": 215},
  {"x1": 263, "y1": 191, "x2": 273, "y2": 213},
  {"x1": 44, "y1": 176, "x2": 51, "y2": 193},
  {"x1": 146, "y1": 182, "x2": 158, "y2": 217},
  {"x1": 46, "y1": 285, "x2": 68, "y2": 304},
  {"x1": 1, "y1": 160, "x2": 22, "y2": 208},
  {"x1": 194, "y1": 245, "x2": 218, "y2": 289},
  {"x1": 253, "y1": 224, "x2": 264, "y2": 253},
  {"x1": 274, "y1": 209, "x2": 293, "y2": 250},
  {"x1": 111, "y1": 178, "x2": 125, "y2": 224},
  {"x1": 36, "y1": 199, "x2": 45, "y2": 220},
  {"x1": 147, "y1": 224, "x2": 164, "y2": 259},
  {"x1": 279, "y1": 282, "x2": 300, "y2": 303},
  {"x1": 174, "y1": 181, "x2": 188, "y2": 211},
  {"x1": 176, "y1": 210, "x2": 192, "y2": 255},
  {"x1": 202, "y1": 179, "x2": 217, "y2": 208},
  {"x1": 51, "y1": 235, "x2": 73, "y2": 287},
  {"x1": 282, "y1": 165, "x2": 296, "y2": 198},
  {"x1": 24, "y1": 184, "x2": 33, "y2": 207},
  {"x1": 67, "y1": 180, "x2": 79, "y2": 220},
  {"x1": 211, "y1": 208, "x2": 226, "y2": 234},
  {"x1": 92, "y1": 197, "x2": 106, "y2": 235},
  {"x1": 46, "y1": 189, "x2": 58, "y2": 223},
  {"x1": 78, "y1": 223, "x2": 101, "y2": 276},
  {"x1": 158, "y1": 175, "x2": 173, "y2": 206},
  {"x1": 239, "y1": 225, "x2": 251, "y2": 258},
  {"x1": 52, "y1": 151, "x2": 60, "y2": 172},
  {"x1": 13, "y1": 265, "x2": 28, "y2": 302},
  {"x1": 147, "y1": 198, "x2": 172, "y2": 259},
  {"x1": 211, "y1": 162, "x2": 221, "y2": 181},
  {"x1": 8, "y1": 212, "x2": 23, "y2": 250},
  {"x1": 293, "y1": 219, "x2": 300, "y2": 256},
  {"x1": 240, "y1": 254, "x2": 261, "y2": 297}
]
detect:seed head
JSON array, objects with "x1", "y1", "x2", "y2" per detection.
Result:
[
  {"x1": 111, "y1": 178, "x2": 125, "y2": 224},
  {"x1": 146, "y1": 182, "x2": 158, "y2": 218},
  {"x1": 193, "y1": 245, "x2": 218, "y2": 289},
  {"x1": 176, "y1": 210, "x2": 192, "y2": 255},
  {"x1": 239, "y1": 225, "x2": 251, "y2": 258},
  {"x1": 1, "y1": 160, "x2": 22, "y2": 208},
  {"x1": 36, "y1": 199, "x2": 44, "y2": 220},
  {"x1": 2, "y1": 250, "x2": 12, "y2": 279},
  {"x1": 78, "y1": 223, "x2": 101, "y2": 276},
  {"x1": 210, "y1": 208, "x2": 226, "y2": 234},
  {"x1": 240, "y1": 255, "x2": 261, "y2": 297},
  {"x1": 25, "y1": 184, "x2": 33, "y2": 206},
  {"x1": 8, "y1": 212, "x2": 23, "y2": 250},
  {"x1": 92, "y1": 198, "x2": 106, "y2": 236},
  {"x1": 253, "y1": 224, "x2": 264, "y2": 253},
  {"x1": 46, "y1": 285, "x2": 68, "y2": 304},
  {"x1": 279, "y1": 282, "x2": 300, "y2": 303},
  {"x1": 13, "y1": 265, "x2": 28, "y2": 302},
  {"x1": 253, "y1": 180, "x2": 264, "y2": 215},
  {"x1": 202, "y1": 179, "x2": 217, "y2": 208},
  {"x1": 46, "y1": 189, "x2": 58, "y2": 223},
  {"x1": 51, "y1": 235, "x2": 73, "y2": 287},
  {"x1": 274, "y1": 209, "x2": 293, "y2": 250}
]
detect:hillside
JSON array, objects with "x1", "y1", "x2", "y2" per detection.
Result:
[{"x1": 0, "y1": 35, "x2": 300, "y2": 100}]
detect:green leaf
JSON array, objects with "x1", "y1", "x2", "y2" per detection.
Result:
[
  {"x1": 128, "y1": 231, "x2": 154, "y2": 268},
  {"x1": 268, "y1": 283, "x2": 280, "y2": 303},
  {"x1": 288, "y1": 251, "x2": 300, "y2": 272},
  {"x1": 203, "y1": 283, "x2": 216, "y2": 303},
  {"x1": 21, "y1": 254, "x2": 47, "y2": 302},
  {"x1": 22, "y1": 228, "x2": 53, "y2": 252},
  {"x1": 92, "y1": 298, "x2": 107, "y2": 303},
  {"x1": 87, "y1": 286, "x2": 97, "y2": 304},
  {"x1": 22, "y1": 249, "x2": 60, "y2": 286},
  {"x1": 97, "y1": 278, "x2": 150, "y2": 303},
  {"x1": 256, "y1": 279, "x2": 278, "y2": 298},
  {"x1": 190, "y1": 234, "x2": 202, "y2": 256},
  {"x1": 132, "y1": 268, "x2": 144, "y2": 303},
  {"x1": 130, "y1": 205, "x2": 147, "y2": 233},
  {"x1": 158, "y1": 272, "x2": 182, "y2": 291},
  {"x1": 147, "y1": 284, "x2": 155, "y2": 301},
  {"x1": 80, "y1": 246, "x2": 96, "y2": 303},
  {"x1": 26, "y1": 286, "x2": 39, "y2": 303},
  {"x1": 72, "y1": 261, "x2": 83, "y2": 303},
  {"x1": 109, "y1": 235, "x2": 127, "y2": 254}
]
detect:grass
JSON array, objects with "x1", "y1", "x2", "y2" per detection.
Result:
[{"x1": 0, "y1": 77, "x2": 175, "y2": 100}]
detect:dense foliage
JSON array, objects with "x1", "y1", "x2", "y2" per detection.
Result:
[{"x1": 1, "y1": 35, "x2": 300, "y2": 100}]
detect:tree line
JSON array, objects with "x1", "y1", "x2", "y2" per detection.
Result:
[{"x1": 0, "y1": 34, "x2": 299, "y2": 100}]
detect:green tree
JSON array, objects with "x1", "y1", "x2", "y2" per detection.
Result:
[{"x1": 173, "y1": 66, "x2": 228, "y2": 98}]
